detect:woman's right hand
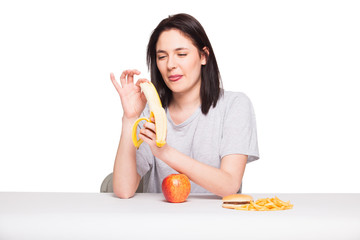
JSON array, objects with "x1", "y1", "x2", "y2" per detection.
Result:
[{"x1": 110, "y1": 69, "x2": 148, "y2": 120}]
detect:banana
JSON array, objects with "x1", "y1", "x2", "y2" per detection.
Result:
[{"x1": 131, "y1": 81, "x2": 167, "y2": 148}]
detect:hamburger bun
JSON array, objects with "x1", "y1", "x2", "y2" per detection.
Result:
[{"x1": 222, "y1": 194, "x2": 253, "y2": 209}]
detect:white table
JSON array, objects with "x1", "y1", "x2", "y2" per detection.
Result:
[{"x1": 1, "y1": 192, "x2": 359, "y2": 240}]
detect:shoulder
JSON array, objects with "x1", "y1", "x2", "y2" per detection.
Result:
[
  {"x1": 216, "y1": 91, "x2": 253, "y2": 111},
  {"x1": 203, "y1": 91, "x2": 254, "y2": 120},
  {"x1": 223, "y1": 91, "x2": 251, "y2": 102}
]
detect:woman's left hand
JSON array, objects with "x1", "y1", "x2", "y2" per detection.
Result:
[{"x1": 138, "y1": 118, "x2": 169, "y2": 158}]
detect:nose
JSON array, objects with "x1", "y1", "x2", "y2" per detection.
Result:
[{"x1": 167, "y1": 55, "x2": 177, "y2": 70}]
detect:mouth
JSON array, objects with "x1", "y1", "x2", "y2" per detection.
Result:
[{"x1": 168, "y1": 75, "x2": 183, "y2": 82}]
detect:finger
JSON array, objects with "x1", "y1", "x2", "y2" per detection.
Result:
[
  {"x1": 140, "y1": 127, "x2": 156, "y2": 140},
  {"x1": 139, "y1": 133, "x2": 153, "y2": 147},
  {"x1": 139, "y1": 131, "x2": 156, "y2": 148},
  {"x1": 110, "y1": 72, "x2": 122, "y2": 93},
  {"x1": 135, "y1": 78, "x2": 150, "y2": 87},
  {"x1": 144, "y1": 122, "x2": 156, "y2": 134},
  {"x1": 127, "y1": 69, "x2": 141, "y2": 84},
  {"x1": 127, "y1": 71, "x2": 134, "y2": 84},
  {"x1": 120, "y1": 70, "x2": 128, "y2": 87}
]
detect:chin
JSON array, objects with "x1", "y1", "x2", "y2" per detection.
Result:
[{"x1": 164, "y1": 82, "x2": 183, "y2": 93}]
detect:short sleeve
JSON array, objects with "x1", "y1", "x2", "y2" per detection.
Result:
[{"x1": 219, "y1": 93, "x2": 259, "y2": 163}]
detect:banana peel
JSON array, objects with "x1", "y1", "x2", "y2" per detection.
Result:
[{"x1": 131, "y1": 82, "x2": 167, "y2": 148}]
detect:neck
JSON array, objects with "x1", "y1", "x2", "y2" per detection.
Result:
[{"x1": 170, "y1": 86, "x2": 201, "y2": 112}]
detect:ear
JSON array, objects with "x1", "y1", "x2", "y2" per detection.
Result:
[{"x1": 200, "y1": 47, "x2": 209, "y2": 65}]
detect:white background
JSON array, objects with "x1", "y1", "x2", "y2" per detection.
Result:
[{"x1": 0, "y1": 0, "x2": 359, "y2": 193}]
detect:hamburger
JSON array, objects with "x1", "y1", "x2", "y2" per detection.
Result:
[{"x1": 222, "y1": 194, "x2": 253, "y2": 209}]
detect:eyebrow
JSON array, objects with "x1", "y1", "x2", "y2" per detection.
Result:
[{"x1": 156, "y1": 47, "x2": 189, "y2": 53}]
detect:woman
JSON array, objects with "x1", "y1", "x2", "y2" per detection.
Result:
[{"x1": 110, "y1": 13, "x2": 259, "y2": 198}]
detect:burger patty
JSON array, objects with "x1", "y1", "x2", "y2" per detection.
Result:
[{"x1": 223, "y1": 202, "x2": 250, "y2": 205}]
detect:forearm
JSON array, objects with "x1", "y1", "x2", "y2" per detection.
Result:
[
  {"x1": 159, "y1": 145, "x2": 244, "y2": 197},
  {"x1": 113, "y1": 117, "x2": 141, "y2": 198}
]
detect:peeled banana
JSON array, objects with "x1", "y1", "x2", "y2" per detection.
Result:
[{"x1": 131, "y1": 81, "x2": 167, "y2": 148}]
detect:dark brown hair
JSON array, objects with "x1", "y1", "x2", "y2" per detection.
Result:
[{"x1": 147, "y1": 13, "x2": 223, "y2": 115}]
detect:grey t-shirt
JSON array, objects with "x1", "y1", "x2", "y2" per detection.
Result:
[{"x1": 136, "y1": 91, "x2": 259, "y2": 193}]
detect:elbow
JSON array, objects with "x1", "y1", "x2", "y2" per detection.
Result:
[
  {"x1": 113, "y1": 186, "x2": 136, "y2": 199},
  {"x1": 218, "y1": 182, "x2": 242, "y2": 198},
  {"x1": 114, "y1": 189, "x2": 135, "y2": 199},
  {"x1": 116, "y1": 193, "x2": 134, "y2": 199},
  {"x1": 112, "y1": 174, "x2": 140, "y2": 199}
]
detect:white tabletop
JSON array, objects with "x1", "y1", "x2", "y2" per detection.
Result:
[{"x1": 1, "y1": 192, "x2": 360, "y2": 240}]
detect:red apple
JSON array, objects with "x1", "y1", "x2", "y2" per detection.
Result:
[{"x1": 162, "y1": 174, "x2": 191, "y2": 203}]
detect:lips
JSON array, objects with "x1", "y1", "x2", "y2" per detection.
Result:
[{"x1": 168, "y1": 75, "x2": 183, "y2": 82}]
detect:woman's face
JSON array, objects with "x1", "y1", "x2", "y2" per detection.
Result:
[{"x1": 156, "y1": 29, "x2": 206, "y2": 96}]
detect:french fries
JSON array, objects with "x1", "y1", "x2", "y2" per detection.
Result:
[{"x1": 235, "y1": 196, "x2": 293, "y2": 211}]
